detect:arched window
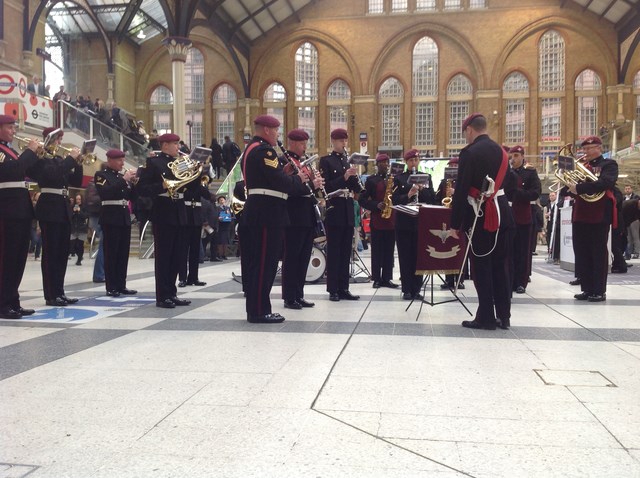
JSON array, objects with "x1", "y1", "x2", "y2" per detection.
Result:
[
  {"x1": 379, "y1": 77, "x2": 404, "y2": 147},
  {"x1": 149, "y1": 86, "x2": 173, "y2": 135},
  {"x1": 575, "y1": 69, "x2": 602, "y2": 141},
  {"x1": 213, "y1": 84, "x2": 238, "y2": 142},
  {"x1": 413, "y1": 37, "x2": 438, "y2": 152},
  {"x1": 327, "y1": 79, "x2": 351, "y2": 140},
  {"x1": 263, "y1": 82, "x2": 287, "y2": 137},
  {"x1": 539, "y1": 31, "x2": 565, "y2": 150},
  {"x1": 446, "y1": 74, "x2": 472, "y2": 151},
  {"x1": 295, "y1": 42, "x2": 318, "y2": 149},
  {"x1": 184, "y1": 47, "x2": 204, "y2": 147},
  {"x1": 503, "y1": 72, "x2": 529, "y2": 145}
]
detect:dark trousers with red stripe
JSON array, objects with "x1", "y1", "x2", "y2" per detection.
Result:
[
  {"x1": 153, "y1": 223, "x2": 184, "y2": 302},
  {"x1": 0, "y1": 218, "x2": 31, "y2": 310},
  {"x1": 573, "y1": 222, "x2": 609, "y2": 296},
  {"x1": 326, "y1": 225, "x2": 353, "y2": 293},
  {"x1": 282, "y1": 226, "x2": 314, "y2": 302},
  {"x1": 244, "y1": 225, "x2": 283, "y2": 317},
  {"x1": 370, "y1": 228, "x2": 395, "y2": 283},
  {"x1": 179, "y1": 225, "x2": 202, "y2": 283},
  {"x1": 40, "y1": 221, "x2": 71, "y2": 301},
  {"x1": 513, "y1": 223, "x2": 532, "y2": 290},
  {"x1": 102, "y1": 224, "x2": 131, "y2": 292}
]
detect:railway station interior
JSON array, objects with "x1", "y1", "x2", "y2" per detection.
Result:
[{"x1": 2, "y1": 0, "x2": 640, "y2": 476}]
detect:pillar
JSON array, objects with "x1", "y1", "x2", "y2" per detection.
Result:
[{"x1": 162, "y1": 37, "x2": 192, "y2": 139}]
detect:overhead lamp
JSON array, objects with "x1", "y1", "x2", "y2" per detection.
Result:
[{"x1": 137, "y1": 30, "x2": 146, "y2": 39}]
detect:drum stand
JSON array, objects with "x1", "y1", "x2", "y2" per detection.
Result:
[
  {"x1": 350, "y1": 248, "x2": 371, "y2": 282},
  {"x1": 405, "y1": 274, "x2": 472, "y2": 319}
]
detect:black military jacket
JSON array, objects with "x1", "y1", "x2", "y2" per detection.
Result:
[
  {"x1": 511, "y1": 164, "x2": 541, "y2": 225},
  {"x1": 285, "y1": 150, "x2": 316, "y2": 228},
  {"x1": 0, "y1": 142, "x2": 38, "y2": 220},
  {"x1": 359, "y1": 173, "x2": 395, "y2": 230},
  {"x1": 136, "y1": 152, "x2": 187, "y2": 226},
  {"x1": 31, "y1": 154, "x2": 83, "y2": 223},
  {"x1": 242, "y1": 137, "x2": 307, "y2": 228},
  {"x1": 572, "y1": 155, "x2": 618, "y2": 225},
  {"x1": 391, "y1": 170, "x2": 436, "y2": 231},
  {"x1": 319, "y1": 151, "x2": 362, "y2": 227},
  {"x1": 95, "y1": 167, "x2": 134, "y2": 227}
]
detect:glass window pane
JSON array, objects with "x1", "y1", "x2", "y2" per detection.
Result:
[
  {"x1": 575, "y1": 69, "x2": 601, "y2": 90},
  {"x1": 185, "y1": 110, "x2": 202, "y2": 148},
  {"x1": 416, "y1": 0, "x2": 436, "y2": 11},
  {"x1": 381, "y1": 104, "x2": 401, "y2": 146},
  {"x1": 444, "y1": 0, "x2": 461, "y2": 10},
  {"x1": 329, "y1": 106, "x2": 349, "y2": 141},
  {"x1": 185, "y1": 48, "x2": 204, "y2": 104},
  {"x1": 264, "y1": 82, "x2": 286, "y2": 102},
  {"x1": 504, "y1": 99, "x2": 526, "y2": 144},
  {"x1": 540, "y1": 98, "x2": 562, "y2": 142},
  {"x1": 213, "y1": 84, "x2": 237, "y2": 104},
  {"x1": 297, "y1": 106, "x2": 316, "y2": 149},
  {"x1": 328, "y1": 80, "x2": 351, "y2": 100},
  {"x1": 295, "y1": 42, "x2": 318, "y2": 101},
  {"x1": 539, "y1": 30, "x2": 565, "y2": 93},
  {"x1": 152, "y1": 110, "x2": 171, "y2": 135},
  {"x1": 368, "y1": 0, "x2": 383, "y2": 14},
  {"x1": 266, "y1": 107, "x2": 285, "y2": 138},
  {"x1": 413, "y1": 37, "x2": 438, "y2": 97},
  {"x1": 634, "y1": 71, "x2": 640, "y2": 89},
  {"x1": 448, "y1": 101, "x2": 469, "y2": 145},
  {"x1": 391, "y1": 0, "x2": 407, "y2": 12},
  {"x1": 469, "y1": 0, "x2": 486, "y2": 8},
  {"x1": 150, "y1": 86, "x2": 173, "y2": 105},
  {"x1": 216, "y1": 109, "x2": 235, "y2": 142},
  {"x1": 577, "y1": 96, "x2": 598, "y2": 140},
  {"x1": 447, "y1": 74, "x2": 472, "y2": 96},
  {"x1": 415, "y1": 103, "x2": 435, "y2": 146},
  {"x1": 503, "y1": 72, "x2": 529, "y2": 93},
  {"x1": 379, "y1": 77, "x2": 404, "y2": 99}
]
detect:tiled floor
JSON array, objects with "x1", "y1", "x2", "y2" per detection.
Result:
[{"x1": 1, "y1": 247, "x2": 639, "y2": 477}]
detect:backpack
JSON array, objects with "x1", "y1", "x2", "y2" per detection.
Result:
[{"x1": 84, "y1": 181, "x2": 101, "y2": 215}]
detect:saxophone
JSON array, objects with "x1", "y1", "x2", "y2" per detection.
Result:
[
  {"x1": 441, "y1": 179, "x2": 453, "y2": 208},
  {"x1": 381, "y1": 174, "x2": 394, "y2": 219}
]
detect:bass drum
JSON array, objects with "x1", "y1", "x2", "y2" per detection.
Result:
[{"x1": 306, "y1": 246, "x2": 326, "y2": 283}]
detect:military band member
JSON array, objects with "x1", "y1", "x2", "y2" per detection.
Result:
[
  {"x1": 233, "y1": 179, "x2": 248, "y2": 293},
  {"x1": 136, "y1": 134, "x2": 191, "y2": 309},
  {"x1": 178, "y1": 174, "x2": 210, "y2": 287},
  {"x1": 94, "y1": 149, "x2": 137, "y2": 297},
  {"x1": 391, "y1": 149, "x2": 436, "y2": 300},
  {"x1": 319, "y1": 128, "x2": 364, "y2": 302},
  {"x1": 358, "y1": 153, "x2": 398, "y2": 289},
  {"x1": 450, "y1": 114, "x2": 516, "y2": 330},
  {"x1": 242, "y1": 115, "x2": 309, "y2": 323},
  {"x1": 0, "y1": 115, "x2": 39, "y2": 319},
  {"x1": 281, "y1": 128, "x2": 324, "y2": 309},
  {"x1": 509, "y1": 145, "x2": 541, "y2": 294},
  {"x1": 568, "y1": 136, "x2": 618, "y2": 302},
  {"x1": 30, "y1": 127, "x2": 83, "y2": 307}
]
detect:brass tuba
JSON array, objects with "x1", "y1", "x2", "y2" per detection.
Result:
[
  {"x1": 549, "y1": 144, "x2": 604, "y2": 203},
  {"x1": 162, "y1": 153, "x2": 203, "y2": 198}
]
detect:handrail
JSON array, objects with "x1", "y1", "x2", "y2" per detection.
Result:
[{"x1": 56, "y1": 100, "x2": 149, "y2": 167}]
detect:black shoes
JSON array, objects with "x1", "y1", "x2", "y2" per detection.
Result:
[
  {"x1": 569, "y1": 279, "x2": 581, "y2": 286},
  {"x1": 0, "y1": 308, "x2": 22, "y2": 320},
  {"x1": 61, "y1": 296, "x2": 78, "y2": 304},
  {"x1": 46, "y1": 297, "x2": 68, "y2": 307},
  {"x1": 338, "y1": 290, "x2": 360, "y2": 300},
  {"x1": 462, "y1": 319, "x2": 497, "y2": 330},
  {"x1": 588, "y1": 294, "x2": 606, "y2": 302},
  {"x1": 178, "y1": 281, "x2": 187, "y2": 288},
  {"x1": 186, "y1": 280, "x2": 206, "y2": 286},
  {"x1": 119, "y1": 288, "x2": 137, "y2": 295},
  {"x1": 402, "y1": 292, "x2": 413, "y2": 300},
  {"x1": 515, "y1": 286, "x2": 526, "y2": 294},
  {"x1": 156, "y1": 299, "x2": 176, "y2": 309},
  {"x1": 574, "y1": 292, "x2": 589, "y2": 301},
  {"x1": 247, "y1": 313, "x2": 285, "y2": 324},
  {"x1": 106, "y1": 290, "x2": 121, "y2": 297},
  {"x1": 497, "y1": 317, "x2": 510, "y2": 330},
  {"x1": 297, "y1": 298, "x2": 315, "y2": 308},
  {"x1": 380, "y1": 280, "x2": 399, "y2": 289},
  {"x1": 441, "y1": 282, "x2": 465, "y2": 290},
  {"x1": 611, "y1": 267, "x2": 627, "y2": 273},
  {"x1": 93, "y1": 278, "x2": 106, "y2": 283},
  {"x1": 372, "y1": 281, "x2": 381, "y2": 289},
  {"x1": 170, "y1": 297, "x2": 191, "y2": 306},
  {"x1": 284, "y1": 300, "x2": 302, "y2": 310},
  {"x1": 17, "y1": 307, "x2": 35, "y2": 316},
  {"x1": 329, "y1": 293, "x2": 340, "y2": 302}
]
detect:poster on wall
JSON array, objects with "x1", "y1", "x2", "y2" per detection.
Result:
[{"x1": 0, "y1": 71, "x2": 54, "y2": 128}]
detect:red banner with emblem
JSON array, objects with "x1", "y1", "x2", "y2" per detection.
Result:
[{"x1": 416, "y1": 205, "x2": 465, "y2": 275}]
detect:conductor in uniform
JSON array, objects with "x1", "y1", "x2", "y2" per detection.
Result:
[
  {"x1": 242, "y1": 115, "x2": 309, "y2": 323},
  {"x1": 319, "y1": 128, "x2": 364, "y2": 302},
  {"x1": 391, "y1": 149, "x2": 436, "y2": 300},
  {"x1": 94, "y1": 149, "x2": 137, "y2": 297},
  {"x1": 567, "y1": 136, "x2": 618, "y2": 302},
  {"x1": 450, "y1": 114, "x2": 516, "y2": 330},
  {"x1": 358, "y1": 153, "x2": 398, "y2": 289},
  {"x1": 281, "y1": 128, "x2": 324, "y2": 309},
  {"x1": 509, "y1": 145, "x2": 541, "y2": 294},
  {"x1": 136, "y1": 134, "x2": 192, "y2": 309},
  {"x1": 0, "y1": 115, "x2": 39, "y2": 319},
  {"x1": 31, "y1": 127, "x2": 83, "y2": 307}
]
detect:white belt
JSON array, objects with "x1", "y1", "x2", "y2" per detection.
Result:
[
  {"x1": 529, "y1": 200, "x2": 537, "y2": 205},
  {"x1": 159, "y1": 192, "x2": 184, "y2": 199},
  {"x1": 467, "y1": 189, "x2": 504, "y2": 214},
  {"x1": 0, "y1": 181, "x2": 27, "y2": 189},
  {"x1": 184, "y1": 201, "x2": 202, "y2": 207},
  {"x1": 248, "y1": 188, "x2": 288, "y2": 200},
  {"x1": 40, "y1": 187, "x2": 69, "y2": 196},
  {"x1": 101, "y1": 199, "x2": 128, "y2": 206}
]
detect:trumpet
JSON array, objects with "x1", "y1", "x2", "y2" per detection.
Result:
[
  {"x1": 51, "y1": 144, "x2": 96, "y2": 165},
  {"x1": 13, "y1": 135, "x2": 46, "y2": 158}
]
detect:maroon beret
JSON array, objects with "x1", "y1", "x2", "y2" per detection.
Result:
[
  {"x1": 581, "y1": 136, "x2": 602, "y2": 147},
  {"x1": 254, "y1": 115, "x2": 280, "y2": 128},
  {"x1": 106, "y1": 149, "x2": 126, "y2": 159},
  {"x1": 403, "y1": 149, "x2": 420, "y2": 161},
  {"x1": 287, "y1": 128, "x2": 309, "y2": 141},
  {"x1": 375, "y1": 153, "x2": 390, "y2": 163},
  {"x1": 0, "y1": 114, "x2": 17, "y2": 125},
  {"x1": 510, "y1": 145, "x2": 525, "y2": 154},
  {"x1": 157, "y1": 133, "x2": 180, "y2": 143},
  {"x1": 330, "y1": 128, "x2": 348, "y2": 140},
  {"x1": 42, "y1": 127, "x2": 63, "y2": 139},
  {"x1": 461, "y1": 113, "x2": 485, "y2": 132}
]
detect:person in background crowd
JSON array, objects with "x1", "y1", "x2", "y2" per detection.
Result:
[
  {"x1": 30, "y1": 192, "x2": 42, "y2": 261},
  {"x1": 222, "y1": 136, "x2": 241, "y2": 175},
  {"x1": 83, "y1": 174, "x2": 105, "y2": 283},
  {"x1": 179, "y1": 141, "x2": 191, "y2": 155},
  {"x1": 0, "y1": 114, "x2": 40, "y2": 319},
  {"x1": 209, "y1": 138, "x2": 224, "y2": 179},
  {"x1": 215, "y1": 196, "x2": 233, "y2": 261},
  {"x1": 27, "y1": 75, "x2": 46, "y2": 96},
  {"x1": 70, "y1": 194, "x2": 89, "y2": 265},
  {"x1": 623, "y1": 184, "x2": 640, "y2": 259}
]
